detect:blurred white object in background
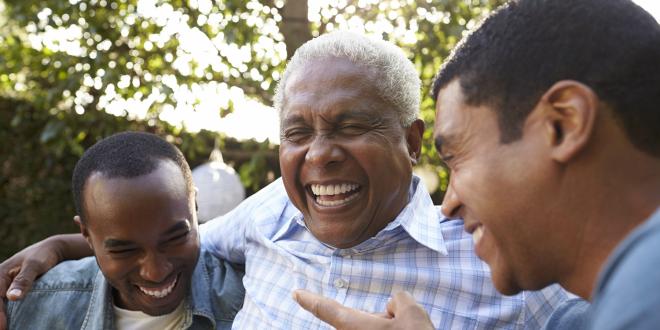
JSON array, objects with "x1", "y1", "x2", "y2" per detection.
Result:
[
  {"x1": 192, "y1": 149, "x2": 245, "y2": 223},
  {"x1": 413, "y1": 164, "x2": 440, "y2": 194}
]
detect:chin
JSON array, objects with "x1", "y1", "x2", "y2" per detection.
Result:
[{"x1": 490, "y1": 268, "x2": 525, "y2": 296}]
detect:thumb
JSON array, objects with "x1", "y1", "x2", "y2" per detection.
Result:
[
  {"x1": 386, "y1": 291, "x2": 419, "y2": 315},
  {"x1": 386, "y1": 291, "x2": 435, "y2": 329}
]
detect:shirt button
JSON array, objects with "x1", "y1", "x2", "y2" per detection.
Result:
[{"x1": 334, "y1": 278, "x2": 347, "y2": 288}]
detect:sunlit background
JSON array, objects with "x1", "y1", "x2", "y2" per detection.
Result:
[
  {"x1": 7, "y1": 0, "x2": 656, "y2": 143},
  {"x1": 1, "y1": 0, "x2": 658, "y2": 258},
  {"x1": 99, "y1": 0, "x2": 660, "y2": 142}
]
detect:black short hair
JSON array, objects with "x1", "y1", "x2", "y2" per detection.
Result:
[
  {"x1": 433, "y1": 0, "x2": 660, "y2": 156},
  {"x1": 72, "y1": 131, "x2": 193, "y2": 222}
]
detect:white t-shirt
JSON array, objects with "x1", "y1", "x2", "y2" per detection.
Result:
[{"x1": 113, "y1": 302, "x2": 185, "y2": 330}]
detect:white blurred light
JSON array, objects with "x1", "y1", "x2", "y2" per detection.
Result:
[
  {"x1": 192, "y1": 153, "x2": 245, "y2": 223},
  {"x1": 634, "y1": 0, "x2": 660, "y2": 22}
]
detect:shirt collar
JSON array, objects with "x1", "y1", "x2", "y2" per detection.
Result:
[
  {"x1": 282, "y1": 175, "x2": 448, "y2": 255},
  {"x1": 395, "y1": 175, "x2": 448, "y2": 255},
  {"x1": 81, "y1": 269, "x2": 116, "y2": 330},
  {"x1": 188, "y1": 250, "x2": 217, "y2": 327}
]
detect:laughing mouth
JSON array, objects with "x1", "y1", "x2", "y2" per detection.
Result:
[
  {"x1": 137, "y1": 275, "x2": 178, "y2": 299},
  {"x1": 309, "y1": 183, "x2": 361, "y2": 207}
]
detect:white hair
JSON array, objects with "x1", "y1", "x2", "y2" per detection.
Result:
[{"x1": 273, "y1": 31, "x2": 421, "y2": 127}]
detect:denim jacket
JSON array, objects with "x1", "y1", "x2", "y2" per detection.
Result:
[{"x1": 6, "y1": 248, "x2": 245, "y2": 330}]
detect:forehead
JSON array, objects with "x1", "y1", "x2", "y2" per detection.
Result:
[
  {"x1": 281, "y1": 57, "x2": 394, "y2": 124},
  {"x1": 82, "y1": 160, "x2": 190, "y2": 232},
  {"x1": 433, "y1": 81, "x2": 468, "y2": 140},
  {"x1": 433, "y1": 80, "x2": 502, "y2": 152}
]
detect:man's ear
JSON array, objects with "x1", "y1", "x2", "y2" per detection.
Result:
[
  {"x1": 405, "y1": 119, "x2": 425, "y2": 165},
  {"x1": 538, "y1": 80, "x2": 599, "y2": 163},
  {"x1": 73, "y1": 215, "x2": 94, "y2": 250}
]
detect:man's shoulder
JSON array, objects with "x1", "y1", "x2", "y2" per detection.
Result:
[
  {"x1": 192, "y1": 249, "x2": 245, "y2": 326},
  {"x1": 196, "y1": 248, "x2": 245, "y2": 279},
  {"x1": 597, "y1": 208, "x2": 660, "y2": 290},
  {"x1": 30, "y1": 256, "x2": 99, "y2": 291},
  {"x1": 589, "y1": 208, "x2": 660, "y2": 329},
  {"x1": 6, "y1": 257, "x2": 97, "y2": 329}
]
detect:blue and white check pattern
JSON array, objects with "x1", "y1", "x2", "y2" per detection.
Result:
[{"x1": 200, "y1": 176, "x2": 569, "y2": 329}]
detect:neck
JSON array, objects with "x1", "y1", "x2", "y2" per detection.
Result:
[{"x1": 557, "y1": 120, "x2": 660, "y2": 300}]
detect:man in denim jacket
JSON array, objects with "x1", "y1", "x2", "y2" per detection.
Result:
[{"x1": 5, "y1": 132, "x2": 244, "y2": 329}]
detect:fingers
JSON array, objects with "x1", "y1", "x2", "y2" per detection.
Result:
[
  {"x1": 293, "y1": 289, "x2": 390, "y2": 330},
  {"x1": 386, "y1": 291, "x2": 435, "y2": 330},
  {"x1": 0, "y1": 261, "x2": 21, "y2": 300},
  {"x1": 386, "y1": 291, "x2": 418, "y2": 315},
  {"x1": 0, "y1": 261, "x2": 19, "y2": 330},
  {"x1": 5, "y1": 260, "x2": 41, "y2": 301},
  {"x1": 293, "y1": 289, "x2": 348, "y2": 326}
]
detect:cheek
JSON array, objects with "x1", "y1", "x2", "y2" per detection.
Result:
[
  {"x1": 96, "y1": 256, "x2": 133, "y2": 283},
  {"x1": 279, "y1": 144, "x2": 306, "y2": 178}
]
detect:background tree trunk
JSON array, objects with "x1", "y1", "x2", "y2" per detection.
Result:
[{"x1": 280, "y1": 0, "x2": 312, "y2": 59}]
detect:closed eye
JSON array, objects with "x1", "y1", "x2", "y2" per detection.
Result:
[
  {"x1": 108, "y1": 248, "x2": 137, "y2": 257},
  {"x1": 167, "y1": 231, "x2": 189, "y2": 244},
  {"x1": 282, "y1": 128, "x2": 313, "y2": 143},
  {"x1": 339, "y1": 124, "x2": 370, "y2": 135}
]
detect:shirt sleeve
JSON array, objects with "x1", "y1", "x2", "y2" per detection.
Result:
[
  {"x1": 198, "y1": 178, "x2": 288, "y2": 264},
  {"x1": 199, "y1": 203, "x2": 250, "y2": 264}
]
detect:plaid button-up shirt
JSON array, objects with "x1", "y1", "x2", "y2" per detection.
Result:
[{"x1": 200, "y1": 176, "x2": 568, "y2": 329}]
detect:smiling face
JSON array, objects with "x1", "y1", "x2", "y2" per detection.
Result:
[
  {"x1": 78, "y1": 159, "x2": 199, "y2": 315},
  {"x1": 279, "y1": 56, "x2": 421, "y2": 248},
  {"x1": 434, "y1": 80, "x2": 576, "y2": 295}
]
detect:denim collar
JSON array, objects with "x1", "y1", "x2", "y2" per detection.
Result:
[{"x1": 81, "y1": 251, "x2": 215, "y2": 329}]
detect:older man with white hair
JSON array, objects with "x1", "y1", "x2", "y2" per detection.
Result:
[{"x1": 0, "y1": 31, "x2": 569, "y2": 329}]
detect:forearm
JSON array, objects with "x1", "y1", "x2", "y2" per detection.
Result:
[{"x1": 46, "y1": 233, "x2": 92, "y2": 262}]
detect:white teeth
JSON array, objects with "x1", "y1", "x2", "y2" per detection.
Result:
[
  {"x1": 316, "y1": 191, "x2": 360, "y2": 206},
  {"x1": 139, "y1": 276, "x2": 177, "y2": 299},
  {"x1": 311, "y1": 183, "x2": 359, "y2": 196},
  {"x1": 472, "y1": 226, "x2": 484, "y2": 245}
]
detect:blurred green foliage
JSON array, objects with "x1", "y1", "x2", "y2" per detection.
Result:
[
  {"x1": 0, "y1": 96, "x2": 278, "y2": 259},
  {"x1": 0, "y1": 0, "x2": 504, "y2": 259}
]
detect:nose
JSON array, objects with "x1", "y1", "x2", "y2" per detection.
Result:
[
  {"x1": 139, "y1": 251, "x2": 173, "y2": 283},
  {"x1": 441, "y1": 179, "x2": 462, "y2": 219},
  {"x1": 304, "y1": 135, "x2": 345, "y2": 167}
]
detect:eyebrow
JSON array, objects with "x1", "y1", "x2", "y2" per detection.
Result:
[
  {"x1": 334, "y1": 111, "x2": 377, "y2": 124},
  {"x1": 281, "y1": 114, "x2": 305, "y2": 128},
  {"x1": 102, "y1": 219, "x2": 191, "y2": 249},
  {"x1": 282, "y1": 110, "x2": 380, "y2": 128}
]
